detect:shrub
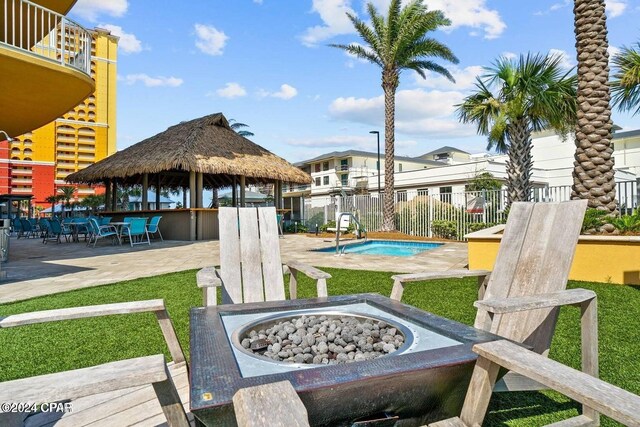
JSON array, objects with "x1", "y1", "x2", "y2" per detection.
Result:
[
  {"x1": 467, "y1": 222, "x2": 496, "y2": 233},
  {"x1": 581, "y1": 208, "x2": 608, "y2": 233},
  {"x1": 610, "y1": 210, "x2": 640, "y2": 233},
  {"x1": 319, "y1": 220, "x2": 355, "y2": 233},
  {"x1": 431, "y1": 220, "x2": 458, "y2": 239},
  {"x1": 284, "y1": 223, "x2": 308, "y2": 233}
]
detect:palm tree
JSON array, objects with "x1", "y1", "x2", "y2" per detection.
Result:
[
  {"x1": 572, "y1": 0, "x2": 616, "y2": 214},
  {"x1": 45, "y1": 194, "x2": 61, "y2": 217},
  {"x1": 457, "y1": 53, "x2": 577, "y2": 207},
  {"x1": 331, "y1": 0, "x2": 458, "y2": 231},
  {"x1": 80, "y1": 194, "x2": 105, "y2": 215},
  {"x1": 57, "y1": 186, "x2": 76, "y2": 217},
  {"x1": 229, "y1": 119, "x2": 254, "y2": 137},
  {"x1": 610, "y1": 42, "x2": 640, "y2": 116}
]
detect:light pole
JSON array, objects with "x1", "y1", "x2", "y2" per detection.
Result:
[{"x1": 369, "y1": 131, "x2": 381, "y2": 194}]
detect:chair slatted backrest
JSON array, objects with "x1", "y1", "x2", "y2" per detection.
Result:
[
  {"x1": 219, "y1": 207, "x2": 285, "y2": 304},
  {"x1": 475, "y1": 200, "x2": 588, "y2": 356}
]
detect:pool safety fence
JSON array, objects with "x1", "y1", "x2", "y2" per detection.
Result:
[{"x1": 297, "y1": 180, "x2": 639, "y2": 241}]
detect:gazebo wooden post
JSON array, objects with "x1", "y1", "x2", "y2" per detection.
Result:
[
  {"x1": 142, "y1": 174, "x2": 149, "y2": 210},
  {"x1": 155, "y1": 175, "x2": 161, "y2": 210},
  {"x1": 240, "y1": 175, "x2": 246, "y2": 207},
  {"x1": 111, "y1": 181, "x2": 117, "y2": 211},
  {"x1": 189, "y1": 171, "x2": 196, "y2": 241},
  {"x1": 232, "y1": 176, "x2": 237, "y2": 207},
  {"x1": 196, "y1": 172, "x2": 203, "y2": 240},
  {"x1": 104, "y1": 179, "x2": 111, "y2": 212}
]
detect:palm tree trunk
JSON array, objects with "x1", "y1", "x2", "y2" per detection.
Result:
[
  {"x1": 506, "y1": 120, "x2": 533, "y2": 207},
  {"x1": 572, "y1": 0, "x2": 617, "y2": 215},
  {"x1": 381, "y1": 72, "x2": 398, "y2": 232}
]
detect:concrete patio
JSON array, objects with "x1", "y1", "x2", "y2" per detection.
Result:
[{"x1": 0, "y1": 235, "x2": 468, "y2": 304}]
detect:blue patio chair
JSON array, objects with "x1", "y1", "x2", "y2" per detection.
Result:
[
  {"x1": 12, "y1": 218, "x2": 23, "y2": 238},
  {"x1": 88, "y1": 218, "x2": 120, "y2": 247},
  {"x1": 49, "y1": 219, "x2": 72, "y2": 243},
  {"x1": 19, "y1": 218, "x2": 35, "y2": 238},
  {"x1": 121, "y1": 217, "x2": 150, "y2": 247},
  {"x1": 72, "y1": 218, "x2": 90, "y2": 242},
  {"x1": 100, "y1": 216, "x2": 112, "y2": 226},
  {"x1": 146, "y1": 216, "x2": 163, "y2": 241}
]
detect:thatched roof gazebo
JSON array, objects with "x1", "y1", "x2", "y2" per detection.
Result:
[{"x1": 66, "y1": 113, "x2": 310, "y2": 240}]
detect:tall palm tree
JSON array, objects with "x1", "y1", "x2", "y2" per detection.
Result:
[
  {"x1": 45, "y1": 194, "x2": 60, "y2": 217},
  {"x1": 572, "y1": 0, "x2": 616, "y2": 214},
  {"x1": 457, "y1": 53, "x2": 577, "y2": 207},
  {"x1": 610, "y1": 42, "x2": 640, "y2": 115},
  {"x1": 331, "y1": 0, "x2": 458, "y2": 231},
  {"x1": 57, "y1": 186, "x2": 76, "y2": 217},
  {"x1": 229, "y1": 119, "x2": 254, "y2": 137}
]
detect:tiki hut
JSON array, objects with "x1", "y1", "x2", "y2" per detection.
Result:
[{"x1": 66, "y1": 113, "x2": 310, "y2": 240}]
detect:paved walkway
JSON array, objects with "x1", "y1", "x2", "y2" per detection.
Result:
[{"x1": 0, "y1": 235, "x2": 468, "y2": 304}]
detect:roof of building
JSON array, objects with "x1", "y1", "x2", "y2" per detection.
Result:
[
  {"x1": 417, "y1": 146, "x2": 470, "y2": 157},
  {"x1": 295, "y1": 150, "x2": 441, "y2": 167},
  {"x1": 613, "y1": 128, "x2": 640, "y2": 140},
  {"x1": 66, "y1": 113, "x2": 311, "y2": 187}
]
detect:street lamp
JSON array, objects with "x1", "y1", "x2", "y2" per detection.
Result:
[
  {"x1": 0, "y1": 131, "x2": 15, "y2": 142},
  {"x1": 369, "y1": 131, "x2": 381, "y2": 194}
]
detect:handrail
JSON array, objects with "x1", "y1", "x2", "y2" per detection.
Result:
[
  {"x1": 335, "y1": 212, "x2": 367, "y2": 255},
  {"x1": 1, "y1": 0, "x2": 92, "y2": 76}
]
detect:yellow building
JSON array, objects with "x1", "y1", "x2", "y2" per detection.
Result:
[{"x1": 9, "y1": 27, "x2": 118, "y2": 205}]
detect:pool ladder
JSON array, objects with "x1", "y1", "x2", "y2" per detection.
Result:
[{"x1": 335, "y1": 212, "x2": 367, "y2": 256}]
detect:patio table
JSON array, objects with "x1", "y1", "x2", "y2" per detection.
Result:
[
  {"x1": 67, "y1": 220, "x2": 89, "y2": 243},
  {"x1": 189, "y1": 293, "x2": 501, "y2": 426},
  {"x1": 109, "y1": 222, "x2": 130, "y2": 245}
]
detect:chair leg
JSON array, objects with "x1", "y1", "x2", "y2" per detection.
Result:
[{"x1": 158, "y1": 229, "x2": 163, "y2": 241}]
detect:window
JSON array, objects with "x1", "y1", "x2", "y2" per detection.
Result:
[
  {"x1": 398, "y1": 163, "x2": 403, "y2": 172},
  {"x1": 315, "y1": 163, "x2": 321, "y2": 173},
  {"x1": 417, "y1": 188, "x2": 429, "y2": 196},
  {"x1": 439, "y1": 186, "x2": 452, "y2": 203},
  {"x1": 322, "y1": 161, "x2": 329, "y2": 171},
  {"x1": 341, "y1": 174, "x2": 348, "y2": 186},
  {"x1": 315, "y1": 177, "x2": 321, "y2": 186},
  {"x1": 396, "y1": 190, "x2": 407, "y2": 202},
  {"x1": 323, "y1": 176, "x2": 329, "y2": 185}
]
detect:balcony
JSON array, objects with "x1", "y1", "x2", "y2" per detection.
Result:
[
  {"x1": 0, "y1": 0, "x2": 94, "y2": 136},
  {"x1": 283, "y1": 184, "x2": 311, "y2": 195}
]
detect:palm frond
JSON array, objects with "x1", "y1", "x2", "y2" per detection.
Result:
[
  {"x1": 610, "y1": 43, "x2": 640, "y2": 116},
  {"x1": 328, "y1": 43, "x2": 383, "y2": 66}
]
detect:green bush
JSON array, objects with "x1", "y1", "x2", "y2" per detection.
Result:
[
  {"x1": 431, "y1": 220, "x2": 458, "y2": 239},
  {"x1": 467, "y1": 222, "x2": 496, "y2": 233},
  {"x1": 319, "y1": 220, "x2": 355, "y2": 233},
  {"x1": 610, "y1": 210, "x2": 640, "y2": 233},
  {"x1": 284, "y1": 223, "x2": 308, "y2": 233},
  {"x1": 581, "y1": 208, "x2": 608, "y2": 233}
]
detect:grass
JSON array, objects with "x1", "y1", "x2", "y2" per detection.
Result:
[{"x1": 0, "y1": 268, "x2": 638, "y2": 426}]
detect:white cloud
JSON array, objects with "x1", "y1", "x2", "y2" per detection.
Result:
[
  {"x1": 608, "y1": 45, "x2": 621, "y2": 66},
  {"x1": 99, "y1": 24, "x2": 141, "y2": 54},
  {"x1": 194, "y1": 24, "x2": 228, "y2": 56},
  {"x1": 549, "y1": 48, "x2": 575, "y2": 70},
  {"x1": 413, "y1": 65, "x2": 483, "y2": 90},
  {"x1": 286, "y1": 134, "x2": 417, "y2": 152},
  {"x1": 502, "y1": 51, "x2": 517, "y2": 60},
  {"x1": 302, "y1": 0, "x2": 506, "y2": 45},
  {"x1": 258, "y1": 84, "x2": 298, "y2": 100},
  {"x1": 328, "y1": 88, "x2": 474, "y2": 137},
  {"x1": 73, "y1": 0, "x2": 128, "y2": 22},
  {"x1": 216, "y1": 82, "x2": 247, "y2": 98},
  {"x1": 122, "y1": 74, "x2": 183, "y2": 87},
  {"x1": 607, "y1": 0, "x2": 627, "y2": 17}
]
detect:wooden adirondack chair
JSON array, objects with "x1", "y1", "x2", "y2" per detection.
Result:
[
  {"x1": 197, "y1": 207, "x2": 331, "y2": 306},
  {"x1": 390, "y1": 200, "x2": 598, "y2": 394},
  {"x1": 429, "y1": 340, "x2": 640, "y2": 427},
  {"x1": 0, "y1": 300, "x2": 190, "y2": 427}
]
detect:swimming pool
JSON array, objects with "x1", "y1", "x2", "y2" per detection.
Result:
[{"x1": 313, "y1": 240, "x2": 443, "y2": 257}]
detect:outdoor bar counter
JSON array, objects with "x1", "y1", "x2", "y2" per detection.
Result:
[{"x1": 103, "y1": 208, "x2": 219, "y2": 241}]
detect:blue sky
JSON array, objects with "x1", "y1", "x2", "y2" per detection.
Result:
[{"x1": 69, "y1": 0, "x2": 640, "y2": 163}]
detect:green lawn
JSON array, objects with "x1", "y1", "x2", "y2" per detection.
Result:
[{"x1": 1, "y1": 268, "x2": 638, "y2": 426}]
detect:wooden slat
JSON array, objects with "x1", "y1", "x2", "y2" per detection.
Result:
[
  {"x1": 258, "y1": 207, "x2": 286, "y2": 301},
  {"x1": 545, "y1": 415, "x2": 598, "y2": 427},
  {"x1": 219, "y1": 207, "x2": 243, "y2": 304},
  {"x1": 428, "y1": 417, "x2": 467, "y2": 427},
  {"x1": 0, "y1": 300, "x2": 165, "y2": 328},
  {"x1": 475, "y1": 289, "x2": 596, "y2": 314},
  {"x1": 285, "y1": 260, "x2": 332, "y2": 279},
  {"x1": 474, "y1": 340, "x2": 640, "y2": 426},
  {"x1": 238, "y1": 208, "x2": 265, "y2": 303},
  {"x1": 458, "y1": 356, "x2": 500, "y2": 426},
  {"x1": 155, "y1": 309, "x2": 187, "y2": 365},
  {"x1": 152, "y1": 364, "x2": 190, "y2": 427},
  {"x1": 233, "y1": 381, "x2": 310, "y2": 427},
  {"x1": 581, "y1": 297, "x2": 599, "y2": 422},
  {"x1": 0, "y1": 355, "x2": 167, "y2": 403}
]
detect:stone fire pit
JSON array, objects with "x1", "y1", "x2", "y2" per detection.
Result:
[{"x1": 190, "y1": 294, "x2": 500, "y2": 426}]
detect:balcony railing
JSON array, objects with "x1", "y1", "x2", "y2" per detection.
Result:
[
  {"x1": 1, "y1": 0, "x2": 91, "y2": 75},
  {"x1": 284, "y1": 184, "x2": 310, "y2": 193}
]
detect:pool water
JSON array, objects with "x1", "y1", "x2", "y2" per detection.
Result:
[{"x1": 314, "y1": 240, "x2": 443, "y2": 257}]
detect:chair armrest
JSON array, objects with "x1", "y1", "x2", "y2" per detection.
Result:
[
  {"x1": 391, "y1": 269, "x2": 491, "y2": 283},
  {"x1": 284, "y1": 260, "x2": 331, "y2": 280},
  {"x1": 472, "y1": 340, "x2": 640, "y2": 426},
  {"x1": 233, "y1": 381, "x2": 310, "y2": 427},
  {"x1": 0, "y1": 300, "x2": 186, "y2": 365},
  {"x1": 474, "y1": 288, "x2": 597, "y2": 314},
  {"x1": 197, "y1": 266, "x2": 222, "y2": 288}
]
